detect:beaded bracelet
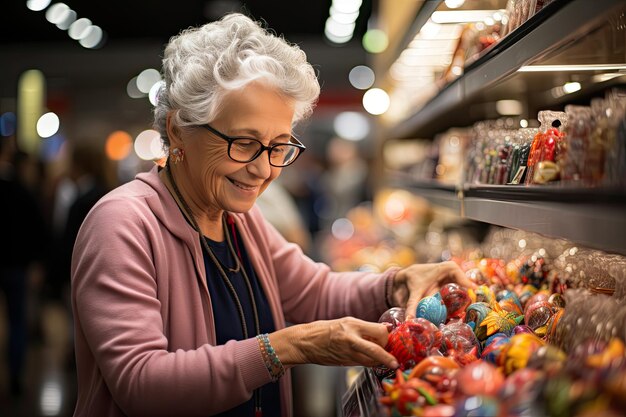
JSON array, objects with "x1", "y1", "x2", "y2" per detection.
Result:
[{"x1": 256, "y1": 333, "x2": 285, "y2": 382}]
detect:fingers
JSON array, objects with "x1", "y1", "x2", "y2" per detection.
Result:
[
  {"x1": 339, "y1": 319, "x2": 399, "y2": 369},
  {"x1": 443, "y1": 261, "x2": 477, "y2": 289},
  {"x1": 404, "y1": 290, "x2": 423, "y2": 320},
  {"x1": 350, "y1": 338, "x2": 398, "y2": 369}
]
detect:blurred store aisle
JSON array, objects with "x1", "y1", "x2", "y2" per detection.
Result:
[{"x1": 0, "y1": 301, "x2": 76, "y2": 417}]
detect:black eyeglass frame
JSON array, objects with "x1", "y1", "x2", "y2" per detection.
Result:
[{"x1": 200, "y1": 124, "x2": 306, "y2": 167}]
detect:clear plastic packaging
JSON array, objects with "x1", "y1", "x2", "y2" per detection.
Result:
[
  {"x1": 558, "y1": 105, "x2": 593, "y2": 185},
  {"x1": 525, "y1": 111, "x2": 567, "y2": 185}
]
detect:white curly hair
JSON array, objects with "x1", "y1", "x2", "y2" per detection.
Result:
[{"x1": 153, "y1": 13, "x2": 321, "y2": 147}]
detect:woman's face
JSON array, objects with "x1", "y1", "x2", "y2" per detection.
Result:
[{"x1": 179, "y1": 82, "x2": 296, "y2": 216}]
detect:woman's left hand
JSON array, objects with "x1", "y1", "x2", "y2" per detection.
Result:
[{"x1": 390, "y1": 261, "x2": 476, "y2": 320}]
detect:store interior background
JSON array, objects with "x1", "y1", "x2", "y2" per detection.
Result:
[
  {"x1": 1, "y1": 0, "x2": 625, "y2": 416},
  {"x1": 0, "y1": 1, "x2": 382, "y2": 416}
]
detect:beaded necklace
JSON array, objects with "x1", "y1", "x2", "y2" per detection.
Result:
[{"x1": 164, "y1": 162, "x2": 264, "y2": 415}]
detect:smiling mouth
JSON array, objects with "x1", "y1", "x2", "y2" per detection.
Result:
[{"x1": 228, "y1": 178, "x2": 258, "y2": 191}]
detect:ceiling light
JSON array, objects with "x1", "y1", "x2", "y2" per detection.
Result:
[
  {"x1": 563, "y1": 82, "x2": 581, "y2": 94},
  {"x1": 45, "y1": 3, "x2": 70, "y2": 24},
  {"x1": 79, "y1": 25, "x2": 104, "y2": 49},
  {"x1": 329, "y1": 6, "x2": 359, "y2": 24},
  {"x1": 325, "y1": 18, "x2": 356, "y2": 38},
  {"x1": 27, "y1": 0, "x2": 52, "y2": 11},
  {"x1": 332, "y1": 0, "x2": 362, "y2": 14},
  {"x1": 592, "y1": 73, "x2": 625, "y2": 83},
  {"x1": 496, "y1": 100, "x2": 523, "y2": 115},
  {"x1": 444, "y1": 0, "x2": 465, "y2": 8},
  {"x1": 68, "y1": 18, "x2": 92, "y2": 39}
]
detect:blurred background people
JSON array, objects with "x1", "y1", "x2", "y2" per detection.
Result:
[
  {"x1": 46, "y1": 139, "x2": 111, "y2": 304},
  {"x1": 0, "y1": 135, "x2": 47, "y2": 397}
]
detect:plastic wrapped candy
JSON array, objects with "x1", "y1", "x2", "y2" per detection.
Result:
[
  {"x1": 385, "y1": 318, "x2": 443, "y2": 370},
  {"x1": 475, "y1": 302, "x2": 523, "y2": 341},
  {"x1": 524, "y1": 300, "x2": 553, "y2": 335},
  {"x1": 499, "y1": 368, "x2": 545, "y2": 416},
  {"x1": 456, "y1": 361, "x2": 505, "y2": 397},
  {"x1": 416, "y1": 293, "x2": 447, "y2": 326},
  {"x1": 498, "y1": 298, "x2": 523, "y2": 316},
  {"x1": 513, "y1": 325, "x2": 534, "y2": 335},
  {"x1": 465, "y1": 267, "x2": 488, "y2": 286},
  {"x1": 468, "y1": 285, "x2": 494, "y2": 304},
  {"x1": 481, "y1": 334, "x2": 510, "y2": 364},
  {"x1": 496, "y1": 289, "x2": 523, "y2": 313},
  {"x1": 517, "y1": 284, "x2": 538, "y2": 308},
  {"x1": 518, "y1": 254, "x2": 549, "y2": 289},
  {"x1": 544, "y1": 307, "x2": 563, "y2": 345},
  {"x1": 374, "y1": 308, "x2": 407, "y2": 378},
  {"x1": 499, "y1": 333, "x2": 545, "y2": 376},
  {"x1": 547, "y1": 293, "x2": 565, "y2": 309},
  {"x1": 524, "y1": 291, "x2": 550, "y2": 312},
  {"x1": 464, "y1": 302, "x2": 492, "y2": 332},
  {"x1": 440, "y1": 283, "x2": 471, "y2": 320},
  {"x1": 526, "y1": 110, "x2": 567, "y2": 185},
  {"x1": 380, "y1": 369, "x2": 438, "y2": 415},
  {"x1": 406, "y1": 355, "x2": 460, "y2": 381},
  {"x1": 440, "y1": 322, "x2": 480, "y2": 357},
  {"x1": 526, "y1": 344, "x2": 567, "y2": 375},
  {"x1": 378, "y1": 307, "x2": 406, "y2": 330},
  {"x1": 454, "y1": 396, "x2": 500, "y2": 417}
]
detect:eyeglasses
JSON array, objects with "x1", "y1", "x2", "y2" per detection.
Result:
[{"x1": 200, "y1": 124, "x2": 305, "y2": 167}]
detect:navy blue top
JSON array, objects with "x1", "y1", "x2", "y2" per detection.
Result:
[{"x1": 202, "y1": 220, "x2": 281, "y2": 417}]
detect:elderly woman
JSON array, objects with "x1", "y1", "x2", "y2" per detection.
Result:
[{"x1": 71, "y1": 13, "x2": 473, "y2": 417}]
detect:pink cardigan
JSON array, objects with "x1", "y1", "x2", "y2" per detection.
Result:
[{"x1": 71, "y1": 166, "x2": 397, "y2": 417}]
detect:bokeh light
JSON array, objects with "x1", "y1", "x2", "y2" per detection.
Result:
[
  {"x1": 68, "y1": 18, "x2": 92, "y2": 40},
  {"x1": 79, "y1": 25, "x2": 104, "y2": 49},
  {"x1": 362, "y1": 88, "x2": 390, "y2": 115},
  {"x1": 348, "y1": 65, "x2": 375, "y2": 90},
  {"x1": 134, "y1": 129, "x2": 162, "y2": 160},
  {"x1": 137, "y1": 69, "x2": 161, "y2": 94},
  {"x1": 0, "y1": 112, "x2": 17, "y2": 136},
  {"x1": 362, "y1": 29, "x2": 388, "y2": 53},
  {"x1": 45, "y1": 3, "x2": 70, "y2": 25},
  {"x1": 27, "y1": 0, "x2": 52, "y2": 11},
  {"x1": 331, "y1": 218, "x2": 355, "y2": 241},
  {"x1": 333, "y1": 111, "x2": 370, "y2": 141},
  {"x1": 36, "y1": 112, "x2": 60, "y2": 138},
  {"x1": 105, "y1": 130, "x2": 132, "y2": 161}
]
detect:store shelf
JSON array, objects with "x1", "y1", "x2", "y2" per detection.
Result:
[
  {"x1": 389, "y1": 178, "x2": 626, "y2": 255},
  {"x1": 387, "y1": 172, "x2": 461, "y2": 212},
  {"x1": 405, "y1": 181, "x2": 461, "y2": 212},
  {"x1": 389, "y1": 0, "x2": 625, "y2": 139},
  {"x1": 463, "y1": 197, "x2": 626, "y2": 256}
]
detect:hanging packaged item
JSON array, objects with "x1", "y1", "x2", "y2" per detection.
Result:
[
  {"x1": 600, "y1": 89, "x2": 626, "y2": 188},
  {"x1": 507, "y1": 128, "x2": 538, "y2": 184},
  {"x1": 558, "y1": 105, "x2": 593, "y2": 185},
  {"x1": 525, "y1": 111, "x2": 567, "y2": 185}
]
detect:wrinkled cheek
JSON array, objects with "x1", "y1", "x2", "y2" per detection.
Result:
[{"x1": 200, "y1": 146, "x2": 228, "y2": 201}]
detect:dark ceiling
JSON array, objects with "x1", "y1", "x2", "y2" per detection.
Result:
[
  {"x1": 0, "y1": 1, "x2": 374, "y2": 139},
  {"x1": 0, "y1": 0, "x2": 371, "y2": 45}
]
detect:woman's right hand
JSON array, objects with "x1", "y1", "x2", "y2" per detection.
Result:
[{"x1": 270, "y1": 317, "x2": 399, "y2": 370}]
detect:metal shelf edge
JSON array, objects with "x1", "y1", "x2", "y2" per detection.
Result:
[{"x1": 463, "y1": 197, "x2": 626, "y2": 255}]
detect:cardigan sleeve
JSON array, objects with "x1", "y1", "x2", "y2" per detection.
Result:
[
  {"x1": 242, "y1": 206, "x2": 398, "y2": 325},
  {"x1": 72, "y1": 196, "x2": 272, "y2": 416}
]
